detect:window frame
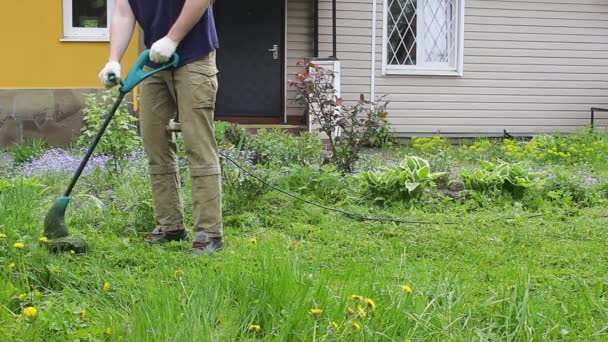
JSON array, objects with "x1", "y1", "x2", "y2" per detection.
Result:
[
  {"x1": 62, "y1": 0, "x2": 114, "y2": 42},
  {"x1": 381, "y1": 0, "x2": 465, "y2": 76}
]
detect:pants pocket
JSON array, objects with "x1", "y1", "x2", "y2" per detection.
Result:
[{"x1": 187, "y1": 62, "x2": 219, "y2": 109}]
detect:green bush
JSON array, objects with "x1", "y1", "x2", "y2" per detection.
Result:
[
  {"x1": 246, "y1": 129, "x2": 324, "y2": 167},
  {"x1": 460, "y1": 160, "x2": 541, "y2": 199},
  {"x1": 77, "y1": 89, "x2": 141, "y2": 173},
  {"x1": 8, "y1": 139, "x2": 47, "y2": 164},
  {"x1": 359, "y1": 155, "x2": 443, "y2": 203}
]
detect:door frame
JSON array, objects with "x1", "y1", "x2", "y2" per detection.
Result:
[{"x1": 214, "y1": 0, "x2": 287, "y2": 123}]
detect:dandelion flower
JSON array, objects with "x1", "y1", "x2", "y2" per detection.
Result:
[
  {"x1": 69, "y1": 250, "x2": 75, "y2": 254},
  {"x1": 364, "y1": 298, "x2": 376, "y2": 311},
  {"x1": 331, "y1": 321, "x2": 339, "y2": 330},
  {"x1": 352, "y1": 321, "x2": 361, "y2": 330},
  {"x1": 350, "y1": 295, "x2": 363, "y2": 301},
  {"x1": 39, "y1": 236, "x2": 48, "y2": 243},
  {"x1": 105, "y1": 327, "x2": 112, "y2": 335},
  {"x1": 174, "y1": 270, "x2": 185, "y2": 279},
  {"x1": 13, "y1": 242, "x2": 25, "y2": 249},
  {"x1": 402, "y1": 285, "x2": 413, "y2": 293},
  {"x1": 18, "y1": 293, "x2": 27, "y2": 301},
  {"x1": 0, "y1": 233, "x2": 7, "y2": 238},
  {"x1": 249, "y1": 237, "x2": 257, "y2": 244},
  {"x1": 23, "y1": 306, "x2": 37, "y2": 318},
  {"x1": 308, "y1": 308, "x2": 323, "y2": 317},
  {"x1": 8, "y1": 262, "x2": 16, "y2": 268},
  {"x1": 347, "y1": 307, "x2": 355, "y2": 315},
  {"x1": 103, "y1": 282, "x2": 111, "y2": 292},
  {"x1": 356, "y1": 305, "x2": 366, "y2": 318},
  {"x1": 249, "y1": 324, "x2": 261, "y2": 332}
]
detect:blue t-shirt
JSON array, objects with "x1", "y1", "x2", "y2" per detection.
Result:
[{"x1": 128, "y1": 0, "x2": 219, "y2": 66}]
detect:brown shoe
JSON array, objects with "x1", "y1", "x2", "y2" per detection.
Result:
[
  {"x1": 189, "y1": 232, "x2": 224, "y2": 256},
  {"x1": 145, "y1": 226, "x2": 188, "y2": 245}
]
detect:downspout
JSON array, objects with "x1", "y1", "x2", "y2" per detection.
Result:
[
  {"x1": 371, "y1": 0, "x2": 377, "y2": 100},
  {"x1": 313, "y1": 0, "x2": 319, "y2": 58},
  {"x1": 332, "y1": 0, "x2": 337, "y2": 59}
]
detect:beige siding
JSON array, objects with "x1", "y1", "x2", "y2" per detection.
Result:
[
  {"x1": 315, "y1": 0, "x2": 608, "y2": 136},
  {"x1": 286, "y1": 0, "x2": 314, "y2": 117}
]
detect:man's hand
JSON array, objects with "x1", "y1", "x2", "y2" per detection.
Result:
[
  {"x1": 149, "y1": 36, "x2": 179, "y2": 64},
  {"x1": 98, "y1": 61, "x2": 121, "y2": 88}
]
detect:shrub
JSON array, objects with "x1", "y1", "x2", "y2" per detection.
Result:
[
  {"x1": 289, "y1": 63, "x2": 391, "y2": 173},
  {"x1": 460, "y1": 160, "x2": 541, "y2": 199},
  {"x1": 77, "y1": 89, "x2": 141, "y2": 173},
  {"x1": 246, "y1": 128, "x2": 324, "y2": 167},
  {"x1": 8, "y1": 138, "x2": 47, "y2": 164},
  {"x1": 358, "y1": 155, "x2": 443, "y2": 203}
]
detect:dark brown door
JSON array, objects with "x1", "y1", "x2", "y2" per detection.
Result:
[{"x1": 213, "y1": 0, "x2": 284, "y2": 117}]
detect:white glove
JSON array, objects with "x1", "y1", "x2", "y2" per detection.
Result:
[
  {"x1": 150, "y1": 36, "x2": 178, "y2": 63},
  {"x1": 98, "y1": 61, "x2": 121, "y2": 88}
]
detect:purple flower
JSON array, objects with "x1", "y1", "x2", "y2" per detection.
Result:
[{"x1": 17, "y1": 148, "x2": 109, "y2": 177}]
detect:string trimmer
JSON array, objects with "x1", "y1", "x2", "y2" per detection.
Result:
[{"x1": 43, "y1": 50, "x2": 180, "y2": 253}]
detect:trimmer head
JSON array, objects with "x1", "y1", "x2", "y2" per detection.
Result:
[{"x1": 43, "y1": 196, "x2": 88, "y2": 254}]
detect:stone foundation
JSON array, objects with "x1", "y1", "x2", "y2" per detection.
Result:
[{"x1": 0, "y1": 89, "x2": 124, "y2": 147}]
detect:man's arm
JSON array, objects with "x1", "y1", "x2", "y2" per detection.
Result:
[
  {"x1": 167, "y1": 0, "x2": 211, "y2": 43},
  {"x1": 109, "y1": 0, "x2": 136, "y2": 62}
]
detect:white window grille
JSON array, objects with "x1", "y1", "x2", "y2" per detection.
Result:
[
  {"x1": 382, "y1": 0, "x2": 464, "y2": 76},
  {"x1": 62, "y1": 0, "x2": 114, "y2": 41}
]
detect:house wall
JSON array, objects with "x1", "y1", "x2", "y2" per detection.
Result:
[
  {"x1": 317, "y1": 0, "x2": 608, "y2": 136},
  {"x1": 0, "y1": 1, "x2": 139, "y2": 146},
  {"x1": 286, "y1": 0, "x2": 315, "y2": 118}
]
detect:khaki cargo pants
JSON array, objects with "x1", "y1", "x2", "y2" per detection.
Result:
[{"x1": 139, "y1": 51, "x2": 222, "y2": 239}]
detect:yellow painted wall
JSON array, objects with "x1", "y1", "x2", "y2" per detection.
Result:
[{"x1": 0, "y1": 1, "x2": 139, "y2": 89}]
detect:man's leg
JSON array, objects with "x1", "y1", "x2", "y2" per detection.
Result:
[
  {"x1": 172, "y1": 52, "x2": 223, "y2": 253},
  {"x1": 139, "y1": 70, "x2": 187, "y2": 243}
]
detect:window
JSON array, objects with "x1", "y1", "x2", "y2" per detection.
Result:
[
  {"x1": 62, "y1": 0, "x2": 114, "y2": 41},
  {"x1": 382, "y1": 0, "x2": 464, "y2": 76}
]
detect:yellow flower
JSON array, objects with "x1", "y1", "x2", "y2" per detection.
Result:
[
  {"x1": 8, "y1": 262, "x2": 16, "y2": 269},
  {"x1": 0, "y1": 233, "x2": 7, "y2": 238},
  {"x1": 249, "y1": 324, "x2": 261, "y2": 332},
  {"x1": 308, "y1": 308, "x2": 323, "y2": 317},
  {"x1": 352, "y1": 321, "x2": 361, "y2": 330},
  {"x1": 402, "y1": 285, "x2": 413, "y2": 293},
  {"x1": 174, "y1": 270, "x2": 185, "y2": 279},
  {"x1": 13, "y1": 242, "x2": 24, "y2": 249},
  {"x1": 350, "y1": 294, "x2": 363, "y2": 301},
  {"x1": 347, "y1": 307, "x2": 355, "y2": 315},
  {"x1": 39, "y1": 236, "x2": 48, "y2": 243},
  {"x1": 105, "y1": 327, "x2": 112, "y2": 335},
  {"x1": 23, "y1": 306, "x2": 37, "y2": 318},
  {"x1": 18, "y1": 293, "x2": 27, "y2": 301},
  {"x1": 356, "y1": 305, "x2": 366, "y2": 318},
  {"x1": 70, "y1": 250, "x2": 75, "y2": 254},
  {"x1": 249, "y1": 237, "x2": 257, "y2": 244},
  {"x1": 331, "y1": 321, "x2": 339, "y2": 330},
  {"x1": 364, "y1": 298, "x2": 376, "y2": 311},
  {"x1": 103, "y1": 282, "x2": 111, "y2": 292}
]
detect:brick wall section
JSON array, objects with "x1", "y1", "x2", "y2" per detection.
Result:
[{"x1": 0, "y1": 89, "x2": 108, "y2": 147}]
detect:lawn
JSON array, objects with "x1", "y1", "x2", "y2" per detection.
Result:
[{"x1": 1, "y1": 128, "x2": 607, "y2": 341}]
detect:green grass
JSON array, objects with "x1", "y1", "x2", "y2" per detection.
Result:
[{"x1": 1, "y1": 133, "x2": 608, "y2": 341}]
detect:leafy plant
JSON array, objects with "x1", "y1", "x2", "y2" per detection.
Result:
[
  {"x1": 359, "y1": 155, "x2": 443, "y2": 203},
  {"x1": 8, "y1": 139, "x2": 47, "y2": 164},
  {"x1": 290, "y1": 63, "x2": 391, "y2": 173},
  {"x1": 460, "y1": 160, "x2": 541, "y2": 199},
  {"x1": 77, "y1": 89, "x2": 141, "y2": 173},
  {"x1": 246, "y1": 128, "x2": 324, "y2": 167}
]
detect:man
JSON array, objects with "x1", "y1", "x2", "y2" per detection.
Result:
[{"x1": 98, "y1": 0, "x2": 224, "y2": 255}]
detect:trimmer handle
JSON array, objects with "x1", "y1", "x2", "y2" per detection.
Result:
[{"x1": 109, "y1": 50, "x2": 180, "y2": 93}]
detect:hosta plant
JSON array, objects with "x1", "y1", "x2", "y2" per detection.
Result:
[
  {"x1": 460, "y1": 160, "x2": 542, "y2": 199},
  {"x1": 359, "y1": 156, "x2": 444, "y2": 203}
]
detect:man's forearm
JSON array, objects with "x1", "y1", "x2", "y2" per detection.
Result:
[
  {"x1": 109, "y1": 0, "x2": 136, "y2": 62},
  {"x1": 167, "y1": 0, "x2": 211, "y2": 43}
]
